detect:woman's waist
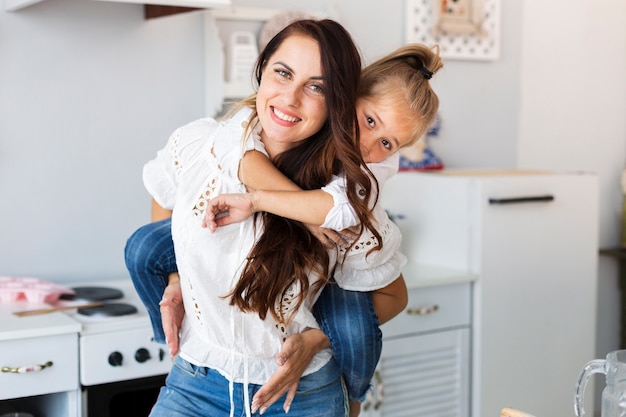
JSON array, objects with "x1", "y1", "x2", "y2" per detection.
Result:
[{"x1": 179, "y1": 332, "x2": 333, "y2": 385}]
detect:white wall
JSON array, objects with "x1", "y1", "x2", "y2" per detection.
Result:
[
  {"x1": 0, "y1": 0, "x2": 209, "y2": 280},
  {"x1": 517, "y1": 1, "x2": 626, "y2": 411}
]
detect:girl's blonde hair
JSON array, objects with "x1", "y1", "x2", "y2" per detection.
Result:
[{"x1": 359, "y1": 44, "x2": 443, "y2": 146}]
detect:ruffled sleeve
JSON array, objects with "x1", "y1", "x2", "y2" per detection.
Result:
[
  {"x1": 143, "y1": 117, "x2": 219, "y2": 210},
  {"x1": 333, "y1": 204, "x2": 407, "y2": 291},
  {"x1": 320, "y1": 153, "x2": 400, "y2": 230}
]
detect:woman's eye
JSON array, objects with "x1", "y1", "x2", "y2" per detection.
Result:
[
  {"x1": 366, "y1": 116, "x2": 375, "y2": 128},
  {"x1": 275, "y1": 69, "x2": 291, "y2": 79},
  {"x1": 307, "y1": 83, "x2": 325, "y2": 96}
]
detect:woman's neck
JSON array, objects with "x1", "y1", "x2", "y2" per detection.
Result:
[{"x1": 259, "y1": 130, "x2": 288, "y2": 160}]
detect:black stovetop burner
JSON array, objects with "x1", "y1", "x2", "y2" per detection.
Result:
[
  {"x1": 60, "y1": 286, "x2": 124, "y2": 302},
  {"x1": 60, "y1": 285, "x2": 138, "y2": 317},
  {"x1": 78, "y1": 302, "x2": 138, "y2": 317}
]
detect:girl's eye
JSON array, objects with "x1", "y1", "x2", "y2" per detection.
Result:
[
  {"x1": 366, "y1": 116, "x2": 375, "y2": 128},
  {"x1": 381, "y1": 139, "x2": 392, "y2": 150}
]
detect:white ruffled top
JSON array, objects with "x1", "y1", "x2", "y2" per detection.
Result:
[{"x1": 143, "y1": 108, "x2": 333, "y2": 390}]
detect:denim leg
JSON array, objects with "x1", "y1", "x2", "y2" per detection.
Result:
[
  {"x1": 124, "y1": 218, "x2": 177, "y2": 344},
  {"x1": 151, "y1": 356, "x2": 346, "y2": 417},
  {"x1": 312, "y1": 282, "x2": 382, "y2": 402}
]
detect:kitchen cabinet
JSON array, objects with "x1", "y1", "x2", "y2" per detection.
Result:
[
  {"x1": 0, "y1": 303, "x2": 81, "y2": 417},
  {"x1": 380, "y1": 170, "x2": 598, "y2": 417},
  {"x1": 362, "y1": 279, "x2": 472, "y2": 417},
  {"x1": 4, "y1": 0, "x2": 229, "y2": 14}
]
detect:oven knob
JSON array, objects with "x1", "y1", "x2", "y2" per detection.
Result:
[
  {"x1": 108, "y1": 351, "x2": 123, "y2": 367},
  {"x1": 135, "y1": 348, "x2": 151, "y2": 363}
]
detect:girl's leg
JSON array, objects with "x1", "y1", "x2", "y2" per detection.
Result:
[
  {"x1": 312, "y1": 282, "x2": 382, "y2": 404},
  {"x1": 124, "y1": 218, "x2": 177, "y2": 344}
]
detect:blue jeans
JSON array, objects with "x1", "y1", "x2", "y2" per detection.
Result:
[
  {"x1": 149, "y1": 356, "x2": 347, "y2": 417},
  {"x1": 124, "y1": 218, "x2": 381, "y2": 402}
]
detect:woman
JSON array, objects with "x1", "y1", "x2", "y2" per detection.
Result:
[{"x1": 139, "y1": 19, "x2": 383, "y2": 417}]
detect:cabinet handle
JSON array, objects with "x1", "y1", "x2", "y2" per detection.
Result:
[
  {"x1": 488, "y1": 195, "x2": 554, "y2": 205},
  {"x1": 373, "y1": 370, "x2": 384, "y2": 410},
  {"x1": 407, "y1": 304, "x2": 439, "y2": 315},
  {"x1": 1, "y1": 361, "x2": 53, "y2": 374}
]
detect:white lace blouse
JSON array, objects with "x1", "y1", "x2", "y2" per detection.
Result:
[
  {"x1": 142, "y1": 107, "x2": 406, "y2": 386},
  {"x1": 143, "y1": 108, "x2": 332, "y2": 385}
]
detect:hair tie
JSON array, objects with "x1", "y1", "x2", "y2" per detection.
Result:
[{"x1": 419, "y1": 66, "x2": 433, "y2": 80}]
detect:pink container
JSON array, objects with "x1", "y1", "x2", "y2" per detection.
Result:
[{"x1": 0, "y1": 277, "x2": 74, "y2": 304}]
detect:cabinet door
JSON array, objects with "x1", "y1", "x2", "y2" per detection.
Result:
[
  {"x1": 474, "y1": 175, "x2": 598, "y2": 417},
  {"x1": 363, "y1": 328, "x2": 470, "y2": 417}
]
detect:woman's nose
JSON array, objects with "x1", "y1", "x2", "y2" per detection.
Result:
[{"x1": 282, "y1": 84, "x2": 302, "y2": 106}]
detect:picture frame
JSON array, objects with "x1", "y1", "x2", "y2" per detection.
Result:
[{"x1": 432, "y1": 0, "x2": 485, "y2": 36}]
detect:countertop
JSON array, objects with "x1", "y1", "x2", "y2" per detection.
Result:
[
  {"x1": 0, "y1": 263, "x2": 473, "y2": 341},
  {"x1": 0, "y1": 302, "x2": 81, "y2": 342},
  {"x1": 401, "y1": 261, "x2": 477, "y2": 288}
]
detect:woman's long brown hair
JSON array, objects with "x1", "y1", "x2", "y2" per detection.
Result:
[{"x1": 228, "y1": 19, "x2": 379, "y2": 323}]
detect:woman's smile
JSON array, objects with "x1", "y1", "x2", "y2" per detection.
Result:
[
  {"x1": 256, "y1": 34, "x2": 327, "y2": 158},
  {"x1": 270, "y1": 106, "x2": 302, "y2": 125}
]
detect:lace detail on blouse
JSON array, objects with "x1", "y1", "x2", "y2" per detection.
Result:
[
  {"x1": 172, "y1": 130, "x2": 183, "y2": 178},
  {"x1": 192, "y1": 176, "x2": 218, "y2": 218},
  {"x1": 339, "y1": 218, "x2": 393, "y2": 257},
  {"x1": 186, "y1": 275, "x2": 204, "y2": 328},
  {"x1": 192, "y1": 145, "x2": 221, "y2": 218},
  {"x1": 274, "y1": 284, "x2": 299, "y2": 342}
]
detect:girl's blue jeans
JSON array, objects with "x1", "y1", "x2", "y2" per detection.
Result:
[{"x1": 124, "y1": 218, "x2": 382, "y2": 402}]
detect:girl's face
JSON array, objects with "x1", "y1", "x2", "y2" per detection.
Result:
[
  {"x1": 357, "y1": 97, "x2": 415, "y2": 163},
  {"x1": 256, "y1": 34, "x2": 328, "y2": 158}
]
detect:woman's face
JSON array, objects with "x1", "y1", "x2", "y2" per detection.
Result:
[
  {"x1": 357, "y1": 97, "x2": 414, "y2": 163},
  {"x1": 256, "y1": 34, "x2": 328, "y2": 158}
]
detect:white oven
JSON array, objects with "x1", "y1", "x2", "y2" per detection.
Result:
[{"x1": 61, "y1": 279, "x2": 172, "y2": 417}]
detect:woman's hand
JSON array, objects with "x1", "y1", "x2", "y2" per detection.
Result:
[
  {"x1": 159, "y1": 273, "x2": 184, "y2": 356},
  {"x1": 202, "y1": 193, "x2": 256, "y2": 232},
  {"x1": 251, "y1": 328, "x2": 330, "y2": 414}
]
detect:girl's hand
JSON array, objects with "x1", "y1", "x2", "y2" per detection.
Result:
[
  {"x1": 159, "y1": 274, "x2": 184, "y2": 356},
  {"x1": 305, "y1": 224, "x2": 360, "y2": 249},
  {"x1": 251, "y1": 329, "x2": 330, "y2": 414},
  {"x1": 202, "y1": 193, "x2": 256, "y2": 231}
]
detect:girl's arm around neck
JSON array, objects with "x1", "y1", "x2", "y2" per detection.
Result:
[
  {"x1": 233, "y1": 150, "x2": 336, "y2": 225},
  {"x1": 239, "y1": 150, "x2": 300, "y2": 192},
  {"x1": 251, "y1": 189, "x2": 334, "y2": 226}
]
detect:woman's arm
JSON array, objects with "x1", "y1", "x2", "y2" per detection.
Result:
[{"x1": 150, "y1": 198, "x2": 183, "y2": 355}]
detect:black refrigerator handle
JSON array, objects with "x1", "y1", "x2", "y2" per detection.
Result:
[{"x1": 488, "y1": 195, "x2": 555, "y2": 205}]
